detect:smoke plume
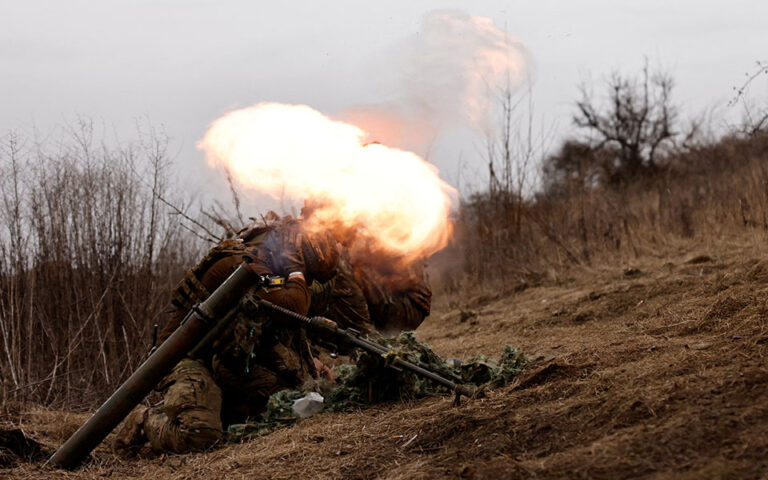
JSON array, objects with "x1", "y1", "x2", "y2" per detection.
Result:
[
  {"x1": 198, "y1": 103, "x2": 456, "y2": 261},
  {"x1": 343, "y1": 10, "x2": 528, "y2": 153}
]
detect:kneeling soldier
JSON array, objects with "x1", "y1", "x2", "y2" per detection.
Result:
[{"x1": 114, "y1": 219, "x2": 339, "y2": 453}]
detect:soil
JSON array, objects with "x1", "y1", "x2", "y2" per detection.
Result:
[{"x1": 3, "y1": 238, "x2": 768, "y2": 479}]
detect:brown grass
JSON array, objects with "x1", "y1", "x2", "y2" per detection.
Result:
[
  {"x1": 0, "y1": 125, "x2": 203, "y2": 407},
  {"x1": 3, "y1": 95, "x2": 768, "y2": 479},
  {"x1": 450, "y1": 131, "x2": 768, "y2": 294},
  {"x1": 4, "y1": 233, "x2": 768, "y2": 479}
]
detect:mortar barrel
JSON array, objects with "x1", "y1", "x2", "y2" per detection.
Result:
[{"x1": 48, "y1": 264, "x2": 255, "y2": 469}]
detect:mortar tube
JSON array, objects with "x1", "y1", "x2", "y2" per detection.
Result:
[{"x1": 47, "y1": 264, "x2": 255, "y2": 469}]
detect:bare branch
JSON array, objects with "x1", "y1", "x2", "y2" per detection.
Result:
[
  {"x1": 155, "y1": 192, "x2": 220, "y2": 241},
  {"x1": 572, "y1": 63, "x2": 678, "y2": 184}
]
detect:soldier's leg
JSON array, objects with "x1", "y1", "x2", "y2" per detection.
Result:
[
  {"x1": 113, "y1": 405, "x2": 149, "y2": 450},
  {"x1": 144, "y1": 358, "x2": 223, "y2": 453},
  {"x1": 213, "y1": 358, "x2": 294, "y2": 426}
]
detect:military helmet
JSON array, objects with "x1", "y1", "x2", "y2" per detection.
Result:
[{"x1": 301, "y1": 230, "x2": 340, "y2": 283}]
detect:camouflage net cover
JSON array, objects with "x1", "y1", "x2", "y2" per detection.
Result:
[{"x1": 227, "y1": 333, "x2": 525, "y2": 442}]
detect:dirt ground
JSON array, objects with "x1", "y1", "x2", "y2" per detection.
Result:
[{"x1": 4, "y1": 237, "x2": 768, "y2": 479}]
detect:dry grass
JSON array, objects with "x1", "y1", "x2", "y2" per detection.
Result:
[
  {"x1": 3, "y1": 98, "x2": 768, "y2": 480},
  {"x1": 0, "y1": 126, "x2": 203, "y2": 407},
  {"x1": 4, "y1": 233, "x2": 768, "y2": 479},
  {"x1": 452, "y1": 131, "x2": 768, "y2": 292}
]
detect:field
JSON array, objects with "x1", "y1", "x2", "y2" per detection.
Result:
[
  {"x1": 4, "y1": 234, "x2": 768, "y2": 479},
  {"x1": 2, "y1": 5, "x2": 768, "y2": 478}
]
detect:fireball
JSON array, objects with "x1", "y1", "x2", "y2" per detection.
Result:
[{"x1": 197, "y1": 103, "x2": 456, "y2": 262}]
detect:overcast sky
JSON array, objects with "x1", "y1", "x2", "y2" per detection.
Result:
[{"x1": 2, "y1": 1, "x2": 766, "y2": 205}]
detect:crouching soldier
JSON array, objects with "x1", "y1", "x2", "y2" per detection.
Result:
[
  {"x1": 308, "y1": 252, "x2": 432, "y2": 338},
  {"x1": 301, "y1": 201, "x2": 431, "y2": 339},
  {"x1": 354, "y1": 259, "x2": 431, "y2": 337},
  {"x1": 114, "y1": 219, "x2": 339, "y2": 453}
]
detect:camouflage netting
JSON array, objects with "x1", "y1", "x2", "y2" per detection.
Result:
[{"x1": 227, "y1": 333, "x2": 525, "y2": 442}]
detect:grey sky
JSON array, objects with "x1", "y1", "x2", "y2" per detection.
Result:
[{"x1": 2, "y1": 1, "x2": 766, "y2": 205}]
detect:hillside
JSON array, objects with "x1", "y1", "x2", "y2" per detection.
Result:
[{"x1": 5, "y1": 235, "x2": 768, "y2": 479}]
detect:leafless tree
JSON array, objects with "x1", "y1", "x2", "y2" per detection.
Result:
[
  {"x1": 484, "y1": 81, "x2": 550, "y2": 235},
  {"x1": 574, "y1": 61, "x2": 678, "y2": 184},
  {"x1": 0, "y1": 123, "x2": 207, "y2": 407},
  {"x1": 732, "y1": 61, "x2": 768, "y2": 136}
]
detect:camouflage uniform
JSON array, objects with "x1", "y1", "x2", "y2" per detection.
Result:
[
  {"x1": 309, "y1": 249, "x2": 432, "y2": 338},
  {"x1": 308, "y1": 253, "x2": 374, "y2": 334},
  {"x1": 116, "y1": 224, "x2": 331, "y2": 453},
  {"x1": 143, "y1": 358, "x2": 223, "y2": 452},
  {"x1": 355, "y1": 260, "x2": 431, "y2": 337},
  {"x1": 299, "y1": 200, "x2": 431, "y2": 337}
]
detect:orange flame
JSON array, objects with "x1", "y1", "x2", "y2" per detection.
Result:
[{"x1": 198, "y1": 102, "x2": 456, "y2": 261}]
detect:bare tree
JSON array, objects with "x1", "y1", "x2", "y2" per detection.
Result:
[
  {"x1": 732, "y1": 61, "x2": 768, "y2": 136},
  {"x1": 484, "y1": 81, "x2": 548, "y2": 235},
  {"x1": 0, "y1": 123, "x2": 207, "y2": 407},
  {"x1": 574, "y1": 61, "x2": 678, "y2": 184}
]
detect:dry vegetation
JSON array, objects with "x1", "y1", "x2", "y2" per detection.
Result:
[
  {"x1": 2, "y1": 65, "x2": 768, "y2": 478},
  {"x1": 0, "y1": 123, "x2": 202, "y2": 407},
  {"x1": 452, "y1": 64, "x2": 768, "y2": 295},
  {"x1": 454, "y1": 130, "x2": 768, "y2": 288},
  {"x1": 5, "y1": 235, "x2": 768, "y2": 479}
]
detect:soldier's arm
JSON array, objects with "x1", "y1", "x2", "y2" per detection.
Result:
[
  {"x1": 157, "y1": 254, "x2": 245, "y2": 345},
  {"x1": 258, "y1": 275, "x2": 311, "y2": 316},
  {"x1": 246, "y1": 254, "x2": 311, "y2": 316}
]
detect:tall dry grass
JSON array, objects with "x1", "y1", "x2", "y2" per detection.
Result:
[
  {"x1": 0, "y1": 123, "x2": 204, "y2": 408},
  {"x1": 450, "y1": 130, "x2": 768, "y2": 291},
  {"x1": 2, "y1": 115, "x2": 768, "y2": 410}
]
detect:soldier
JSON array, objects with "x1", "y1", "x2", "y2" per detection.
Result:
[
  {"x1": 300, "y1": 200, "x2": 431, "y2": 339},
  {"x1": 307, "y1": 250, "x2": 374, "y2": 335},
  {"x1": 354, "y1": 258, "x2": 432, "y2": 337},
  {"x1": 308, "y1": 240, "x2": 432, "y2": 338},
  {"x1": 114, "y1": 218, "x2": 339, "y2": 453}
]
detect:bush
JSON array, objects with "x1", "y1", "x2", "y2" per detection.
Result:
[{"x1": 0, "y1": 124, "x2": 203, "y2": 408}]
